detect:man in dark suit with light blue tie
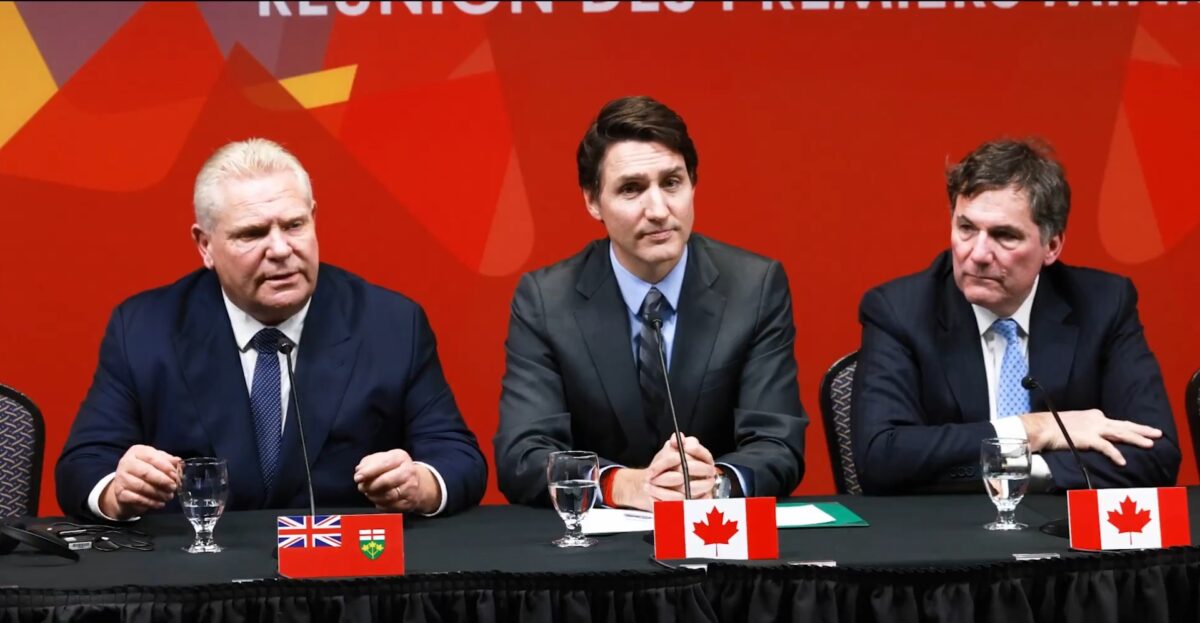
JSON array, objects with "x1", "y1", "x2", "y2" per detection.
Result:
[
  {"x1": 851, "y1": 138, "x2": 1180, "y2": 494},
  {"x1": 56, "y1": 138, "x2": 486, "y2": 520}
]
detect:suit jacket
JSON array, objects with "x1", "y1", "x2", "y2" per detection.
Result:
[
  {"x1": 494, "y1": 234, "x2": 808, "y2": 506},
  {"x1": 851, "y1": 251, "x2": 1180, "y2": 494},
  {"x1": 56, "y1": 264, "x2": 487, "y2": 517}
]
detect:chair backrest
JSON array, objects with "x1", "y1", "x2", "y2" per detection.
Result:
[
  {"x1": 0, "y1": 384, "x2": 44, "y2": 518},
  {"x1": 819, "y1": 351, "x2": 861, "y2": 495},
  {"x1": 1187, "y1": 369, "x2": 1200, "y2": 481}
]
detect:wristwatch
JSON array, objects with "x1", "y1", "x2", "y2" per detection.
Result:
[{"x1": 712, "y1": 471, "x2": 732, "y2": 499}]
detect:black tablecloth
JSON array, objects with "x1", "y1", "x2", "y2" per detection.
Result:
[{"x1": 3, "y1": 493, "x2": 1199, "y2": 622}]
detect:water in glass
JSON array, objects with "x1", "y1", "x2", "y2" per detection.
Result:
[
  {"x1": 550, "y1": 479, "x2": 599, "y2": 524},
  {"x1": 546, "y1": 451, "x2": 599, "y2": 548},
  {"x1": 180, "y1": 457, "x2": 229, "y2": 553},
  {"x1": 980, "y1": 438, "x2": 1030, "y2": 531},
  {"x1": 984, "y1": 472, "x2": 1030, "y2": 511}
]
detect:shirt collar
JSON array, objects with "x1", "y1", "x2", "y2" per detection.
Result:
[
  {"x1": 222, "y1": 291, "x2": 311, "y2": 352},
  {"x1": 609, "y1": 242, "x2": 688, "y2": 317},
  {"x1": 971, "y1": 275, "x2": 1039, "y2": 338}
]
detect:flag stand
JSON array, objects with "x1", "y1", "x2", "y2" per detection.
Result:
[{"x1": 1039, "y1": 518, "x2": 1069, "y2": 538}]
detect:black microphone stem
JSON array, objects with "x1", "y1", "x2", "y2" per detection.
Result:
[
  {"x1": 1023, "y1": 376, "x2": 1093, "y2": 490},
  {"x1": 651, "y1": 319, "x2": 691, "y2": 500},
  {"x1": 280, "y1": 341, "x2": 318, "y2": 517}
]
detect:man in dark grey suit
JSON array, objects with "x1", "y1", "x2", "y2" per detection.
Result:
[
  {"x1": 852, "y1": 139, "x2": 1179, "y2": 494},
  {"x1": 494, "y1": 96, "x2": 807, "y2": 510}
]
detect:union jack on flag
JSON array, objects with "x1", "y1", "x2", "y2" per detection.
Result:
[{"x1": 277, "y1": 515, "x2": 343, "y2": 549}]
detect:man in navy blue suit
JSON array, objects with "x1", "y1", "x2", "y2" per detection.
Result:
[
  {"x1": 56, "y1": 138, "x2": 486, "y2": 520},
  {"x1": 852, "y1": 138, "x2": 1180, "y2": 494}
]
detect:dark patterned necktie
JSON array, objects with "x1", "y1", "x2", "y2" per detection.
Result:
[
  {"x1": 638, "y1": 288, "x2": 669, "y2": 438},
  {"x1": 249, "y1": 328, "x2": 285, "y2": 495}
]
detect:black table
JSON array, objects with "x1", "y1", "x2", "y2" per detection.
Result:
[{"x1": 3, "y1": 493, "x2": 1199, "y2": 622}]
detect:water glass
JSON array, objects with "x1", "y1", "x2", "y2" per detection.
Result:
[
  {"x1": 179, "y1": 457, "x2": 229, "y2": 553},
  {"x1": 981, "y1": 438, "x2": 1031, "y2": 531},
  {"x1": 546, "y1": 450, "x2": 599, "y2": 548}
]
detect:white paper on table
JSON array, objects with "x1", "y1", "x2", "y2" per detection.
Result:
[
  {"x1": 581, "y1": 508, "x2": 654, "y2": 535},
  {"x1": 775, "y1": 504, "x2": 836, "y2": 527}
]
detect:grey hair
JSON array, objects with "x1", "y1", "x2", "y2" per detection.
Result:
[{"x1": 193, "y1": 138, "x2": 313, "y2": 231}]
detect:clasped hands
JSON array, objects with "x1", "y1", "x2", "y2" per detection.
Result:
[
  {"x1": 99, "y1": 445, "x2": 439, "y2": 520},
  {"x1": 609, "y1": 435, "x2": 723, "y2": 512}
]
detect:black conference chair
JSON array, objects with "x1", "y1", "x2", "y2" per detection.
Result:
[
  {"x1": 0, "y1": 384, "x2": 44, "y2": 518},
  {"x1": 819, "y1": 351, "x2": 861, "y2": 495},
  {"x1": 1188, "y1": 369, "x2": 1200, "y2": 478}
]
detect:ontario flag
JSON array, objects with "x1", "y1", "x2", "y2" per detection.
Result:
[
  {"x1": 277, "y1": 513, "x2": 404, "y2": 578},
  {"x1": 1068, "y1": 487, "x2": 1190, "y2": 551},
  {"x1": 653, "y1": 498, "x2": 778, "y2": 560}
]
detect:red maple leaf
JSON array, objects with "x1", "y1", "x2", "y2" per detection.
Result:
[
  {"x1": 1107, "y1": 496, "x2": 1153, "y2": 545},
  {"x1": 693, "y1": 507, "x2": 739, "y2": 556}
]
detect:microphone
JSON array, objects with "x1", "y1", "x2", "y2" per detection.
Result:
[
  {"x1": 647, "y1": 313, "x2": 692, "y2": 500},
  {"x1": 1021, "y1": 376, "x2": 1093, "y2": 490},
  {"x1": 1021, "y1": 375, "x2": 1091, "y2": 539},
  {"x1": 278, "y1": 336, "x2": 317, "y2": 518}
]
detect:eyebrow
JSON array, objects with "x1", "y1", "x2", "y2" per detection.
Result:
[
  {"x1": 612, "y1": 166, "x2": 686, "y2": 185},
  {"x1": 988, "y1": 225, "x2": 1023, "y2": 237},
  {"x1": 957, "y1": 215, "x2": 1024, "y2": 237},
  {"x1": 612, "y1": 172, "x2": 649, "y2": 185},
  {"x1": 227, "y1": 212, "x2": 309, "y2": 234}
]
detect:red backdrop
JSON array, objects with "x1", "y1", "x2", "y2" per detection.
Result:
[{"x1": 2, "y1": 2, "x2": 1198, "y2": 514}]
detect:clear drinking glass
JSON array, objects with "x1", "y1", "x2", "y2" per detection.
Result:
[
  {"x1": 981, "y1": 438, "x2": 1031, "y2": 531},
  {"x1": 546, "y1": 450, "x2": 599, "y2": 548},
  {"x1": 179, "y1": 457, "x2": 229, "y2": 553}
]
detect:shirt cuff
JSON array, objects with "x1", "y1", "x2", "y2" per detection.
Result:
[
  {"x1": 991, "y1": 416, "x2": 1028, "y2": 441},
  {"x1": 716, "y1": 462, "x2": 750, "y2": 497},
  {"x1": 1030, "y1": 454, "x2": 1053, "y2": 488},
  {"x1": 87, "y1": 472, "x2": 139, "y2": 522},
  {"x1": 597, "y1": 464, "x2": 624, "y2": 507},
  {"x1": 413, "y1": 461, "x2": 448, "y2": 517},
  {"x1": 990, "y1": 418, "x2": 1053, "y2": 489}
]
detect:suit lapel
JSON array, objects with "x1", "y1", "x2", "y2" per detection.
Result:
[
  {"x1": 173, "y1": 272, "x2": 266, "y2": 508},
  {"x1": 1027, "y1": 270, "x2": 1077, "y2": 410},
  {"x1": 669, "y1": 238, "x2": 725, "y2": 434},
  {"x1": 271, "y1": 267, "x2": 359, "y2": 508},
  {"x1": 936, "y1": 271, "x2": 990, "y2": 423},
  {"x1": 573, "y1": 242, "x2": 657, "y2": 459}
]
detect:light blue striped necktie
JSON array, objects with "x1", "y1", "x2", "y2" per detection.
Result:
[{"x1": 992, "y1": 318, "x2": 1031, "y2": 418}]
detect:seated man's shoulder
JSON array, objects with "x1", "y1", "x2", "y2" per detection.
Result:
[
  {"x1": 319, "y1": 263, "x2": 424, "y2": 321},
  {"x1": 692, "y1": 234, "x2": 779, "y2": 276},
  {"x1": 115, "y1": 268, "x2": 216, "y2": 324},
  {"x1": 1044, "y1": 261, "x2": 1130, "y2": 295},
  {"x1": 861, "y1": 252, "x2": 951, "y2": 316},
  {"x1": 519, "y1": 239, "x2": 607, "y2": 290},
  {"x1": 1041, "y1": 261, "x2": 1137, "y2": 321}
]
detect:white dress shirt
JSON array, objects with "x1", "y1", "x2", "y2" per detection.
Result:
[{"x1": 969, "y1": 276, "x2": 1053, "y2": 488}]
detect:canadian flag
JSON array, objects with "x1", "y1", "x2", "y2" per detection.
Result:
[
  {"x1": 653, "y1": 497, "x2": 778, "y2": 560},
  {"x1": 1068, "y1": 487, "x2": 1190, "y2": 551}
]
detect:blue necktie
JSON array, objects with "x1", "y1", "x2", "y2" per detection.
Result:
[
  {"x1": 638, "y1": 288, "x2": 669, "y2": 438},
  {"x1": 250, "y1": 328, "x2": 285, "y2": 495},
  {"x1": 993, "y1": 318, "x2": 1031, "y2": 418}
]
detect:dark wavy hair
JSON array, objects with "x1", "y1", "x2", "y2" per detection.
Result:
[
  {"x1": 577, "y1": 96, "x2": 698, "y2": 201},
  {"x1": 946, "y1": 138, "x2": 1070, "y2": 241}
]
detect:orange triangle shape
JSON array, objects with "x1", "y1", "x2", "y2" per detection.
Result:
[
  {"x1": 449, "y1": 39, "x2": 494, "y2": 79},
  {"x1": 1130, "y1": 25, "x2": 1179, "y2": 66}
]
